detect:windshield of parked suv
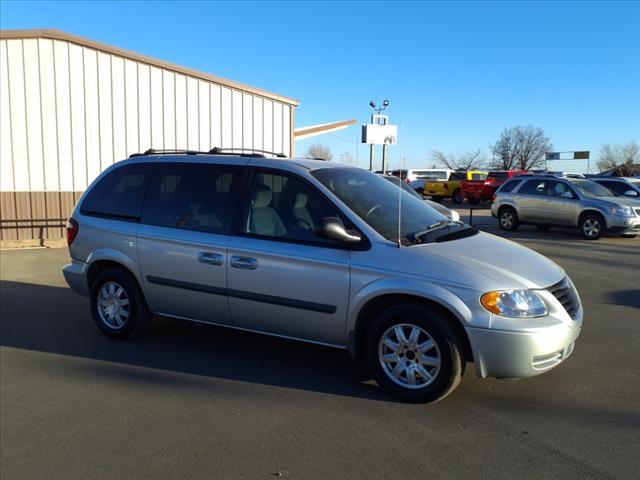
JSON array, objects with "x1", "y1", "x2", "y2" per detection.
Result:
[
  {"x1": 568, "y1": 179, "x2": 616, "y2": 197},
  {"x1": 313, "y1": 168, "x2": 476, "y2": 245}
]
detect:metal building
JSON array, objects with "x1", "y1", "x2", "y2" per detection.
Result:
[{"x1": 0, "y1": 29, "x2": 298, "y2": 245}]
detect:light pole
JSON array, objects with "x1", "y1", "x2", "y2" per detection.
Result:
[{"x1": 368, "y1": 99, "x2": 390, "y2": 172}]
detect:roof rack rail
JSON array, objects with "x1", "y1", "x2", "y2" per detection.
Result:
[
  {"x1": 129, "y1": 148, "x2": 209, "y2": 158},
  {"x1": 208, "y1": 147, "x2": 287, "y2": 158}
]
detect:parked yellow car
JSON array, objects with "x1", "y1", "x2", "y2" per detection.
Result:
[{"x1": 425, "y1": 170, "x2": 488, "y2": 203}]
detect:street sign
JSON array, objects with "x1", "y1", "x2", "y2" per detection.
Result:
[
  {"x1": 546, "y1": 152, "x2": 561, "y2": 160},
  {"x1": 573, "y1": 151, "x2": 590, "y2": 159}
]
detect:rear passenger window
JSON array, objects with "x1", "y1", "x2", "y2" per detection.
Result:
[
  {"x1": 141, "y1": 163, "x2": 242, "y2": 234},
  {"x1": 81, "y1": 163, "x2": 151, "y2": 220}
]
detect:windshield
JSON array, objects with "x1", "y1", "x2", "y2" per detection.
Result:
[
  {"x1": 313, "y1": 168, "x2": 473, "y2": 244},
  {"x1": 488, "y1": 171, "x2": 509, "y2": 180},
  {"x1": 568, "y1": 179, "x2": 616, "y2": 197}
]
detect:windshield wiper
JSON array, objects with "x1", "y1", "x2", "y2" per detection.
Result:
[{"x1": 413, "y1": 219, "x2": 463, "y2": 242}]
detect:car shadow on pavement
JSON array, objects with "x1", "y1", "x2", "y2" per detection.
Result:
[
  {"x1": 0, "y1": 280, "x2": 397, "y2": 403},
  {"x1": 605, "y1": 290, "x2": 640, "y2": 309}
]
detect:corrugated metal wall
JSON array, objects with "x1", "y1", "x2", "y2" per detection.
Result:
[{"x1": 0, "y1": 36, "x2": 294, "y2": 242}]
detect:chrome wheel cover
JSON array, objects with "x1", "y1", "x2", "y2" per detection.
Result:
[
  {"x1": 583, "y1": 218, "x2": 601, "y2": 238},
  {"x1": 378, "y1": 324, "x2": 441, "y2": 389},
  {"x1": 500, "y1": 211, "x2": 514, "y2": 228},
  {"x1": 97, "y1": 281, "x2": 130, "y2": 329}
]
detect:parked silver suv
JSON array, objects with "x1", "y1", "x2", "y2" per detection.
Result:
[
  {"x1": 63, "y1": 152, "x2": 583, "y2": 402},
  {"x1": 491, "y1": 175, "x2": 640, "y2": 239}
]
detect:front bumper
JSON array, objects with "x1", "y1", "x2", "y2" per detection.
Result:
[
  {"x1": 466, "y1": 319, "x2": 582, "y2": 379},
  {"x1": 62, "y1": 260, "x2": 90, "y2": 297},
  {"x1": 608, "y1": 216, "x2": 640, "y2": 235}
]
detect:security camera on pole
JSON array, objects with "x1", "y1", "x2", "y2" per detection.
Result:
[{"x1": 362, "y1": 100, "x2": 397, "y2": 172}]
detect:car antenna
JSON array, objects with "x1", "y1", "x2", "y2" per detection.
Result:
[{"x1": 397, "y1": 155, "x2": 404, "y2": 248}]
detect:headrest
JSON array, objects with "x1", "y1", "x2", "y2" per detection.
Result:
[
  {"x1": 253, "y1": 184, "x2": 272, "y2": 208},
  {"x1": 293, "y1": 191, "x2": 308, "y2": 209}
]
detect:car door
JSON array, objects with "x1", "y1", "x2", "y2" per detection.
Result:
[
  {"x1": 137, "y1": 161, "x2": 244, "y2": 325},
  {"x1": 227, "y1": 168, "x2": 352, "y2": 347},
  {"x1": 514, "y1": 179, "x2": 547, "y2": 222},
  {"x1": 542, "y1": 180, "x2": 579, "y2": 225}
]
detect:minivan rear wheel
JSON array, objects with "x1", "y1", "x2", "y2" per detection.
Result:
[
  {"x1": 499, "y1": 207, "x2": 519, "y2": 231},
  {"x1": 90, "y1": 268, "x2": 150, "y2": 339},
  {"x1": 364, "y1": 304, "x2": 464, "y2": 403}
]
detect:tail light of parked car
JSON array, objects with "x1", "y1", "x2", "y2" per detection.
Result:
[{"x1": 66, "y1": 218, "x2": 79, "y2": 245}]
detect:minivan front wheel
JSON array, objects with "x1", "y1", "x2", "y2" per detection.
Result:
[
  {"x1": 90, "y1": 268, "x2": 150, "y2": 339},
  {"x1": 364, "y1": 304, "x2": 464, "y2": 403}
]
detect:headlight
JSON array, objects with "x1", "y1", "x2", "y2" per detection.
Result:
[
  {"x1": 450, "y1": 210, "x2": 460, "y2": 222},
  {"x1": 610, "y1": 206, "x2": 634, "y2": 217},
  {"x1": 480, "y1": 289, "x2": 548, "y2": 317}
]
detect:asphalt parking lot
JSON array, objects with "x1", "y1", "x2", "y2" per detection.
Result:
[{"x1": 1, "y1": 224, "x2": 638, "y2": 480}]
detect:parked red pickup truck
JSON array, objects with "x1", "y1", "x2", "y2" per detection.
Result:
[{"x1": 461, "y1": 170, "x2": 527, "y2": 204}]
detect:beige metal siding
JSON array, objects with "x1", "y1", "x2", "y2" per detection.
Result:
[{"x1": 0, "y1": 33, "x2": 295, "y2": 243}]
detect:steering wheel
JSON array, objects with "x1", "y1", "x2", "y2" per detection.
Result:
[
  {"x1": 295, "y1": 218, "x2": 314, "y2": 231},
  {"x1": 365, "y1": 204, "x2": 383, "y2": 218}
]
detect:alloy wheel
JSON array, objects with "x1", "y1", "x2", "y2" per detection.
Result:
[
  {"x1": 583, "y1": 218, "x2": 601, "y2": 238},
  {"x1": 97, "y1": 281, "x2": 130, "y2": 329},
  {"x1": 378, "y1": 324, "x2": 441, "y2": 389}
]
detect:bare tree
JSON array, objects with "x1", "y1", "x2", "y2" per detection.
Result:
[
  {"x1": 305, "y1": 143, "x2": 333, "y2": 161},
  {"x1": 431, "y1": 148, "x2": 485, "y2": 170},
  {"x1": 490, "y1": 125, "x2": 552, "y2": 170},
  {"x1": 596, "y1": 142, "x2": 640, "y2": 176},
  {"x1": 339, "y1": 152, "x2": 354, "y2": 165}
]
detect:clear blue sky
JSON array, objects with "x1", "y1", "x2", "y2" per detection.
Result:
[{"x1": 2, "y1": 0, "x2": 639, "y2": 172}]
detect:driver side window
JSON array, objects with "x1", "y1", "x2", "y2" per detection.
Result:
[{"x1": 245, "y1": 171, "x2": 342, "y2": 244}]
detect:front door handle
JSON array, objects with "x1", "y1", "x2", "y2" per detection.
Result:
[
  {"x1": 230, "y1": 256, "x2": 258, "y2": 270},
  {"x1": 198, "y1": 252, "x2": 224, "y2": 266}
]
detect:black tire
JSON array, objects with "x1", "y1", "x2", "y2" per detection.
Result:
[
  {"x1": 536, "y1": 225, "x2": 551, "y2": 231},
  {"x1": 498, "y1": 207, "x2": 519, "y2": 231},
  {"x1": 579, "y1": 212, "x2": 605, "y2": 240},
  {"x1": 431, "y1": 196, "x2": 443, "y2": 203},
  {"x1": 364, "y1": 303, "x2": 465, "y2": 403},
  {"x1": 451, "y1": 189, "x2": 463, "y2": 204},
  {"x1": 467, "y1": 197, "x2": 480, "y2": 206},
  {"x1": 90, "y1": 267, "x2": 151, "y2": 339}
]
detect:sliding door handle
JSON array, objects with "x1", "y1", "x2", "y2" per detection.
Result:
[{"x1": 198, "y1": 252, "x2": 224, "y2": 266}]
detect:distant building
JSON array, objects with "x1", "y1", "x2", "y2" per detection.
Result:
[{"x1": 0, "y1": 29, "x2": 298, "y2": 244}]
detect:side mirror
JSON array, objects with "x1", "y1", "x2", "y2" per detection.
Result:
[
  {"x1": 316, "y1": 217, "x2": 361, "y2": 244},
  {"x1": 561, "y1": 191, "x2": 574, "y2": 199},
  {"x1": 624, "y1": 190, "x2": 638, "y2": 197}
]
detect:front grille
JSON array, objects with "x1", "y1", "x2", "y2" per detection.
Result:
[{"x1": 548, "y1": 277, "x2": 581, "y2": 319}]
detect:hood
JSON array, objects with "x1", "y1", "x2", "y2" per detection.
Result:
[
  {"x1": 587, "y1": 196, "x2": 640, "y2": 209},
  {"x1": 407, "y1": 231, "x2": 564, "y2": 290}
]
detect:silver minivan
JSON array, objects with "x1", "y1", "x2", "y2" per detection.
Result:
[{"x1": 63, "y1": 152, "x2": 583, "y2": 402}]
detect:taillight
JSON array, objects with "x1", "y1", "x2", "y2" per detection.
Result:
[{"x1": 66, "y1": 218, "x2": 79, "y2": 245}]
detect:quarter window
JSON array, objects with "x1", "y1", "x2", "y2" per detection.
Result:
[
  {"x1": 141, "y1": 163, "x2": 242, "y2": 234},
  {"x1": 498, "y1": 179, "x2": 521, "y2": 193},
  {"x1": 81, "y1": 163, "x2": 152, "y2": 220}
]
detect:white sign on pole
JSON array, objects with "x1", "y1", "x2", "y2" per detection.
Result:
[{"x1": 362, "y1": 124, "x2": 398, "y2": 145}]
